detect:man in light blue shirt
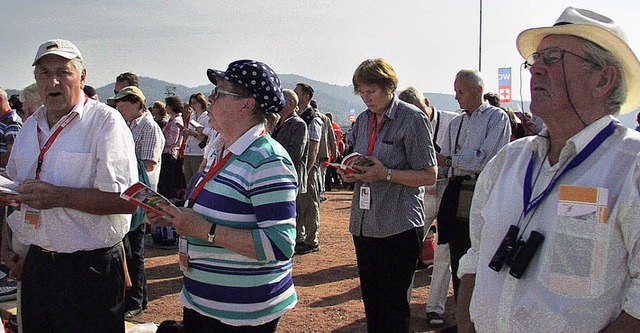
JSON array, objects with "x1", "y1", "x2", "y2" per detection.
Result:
[{"x1": 436, "y1": 69, "x2": 511, "y2": 300}]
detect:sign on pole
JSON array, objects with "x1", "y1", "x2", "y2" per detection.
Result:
[
  {"x1": 498, "y1": 67, "x2": 512, "y2": 105},
  {"x1": 349, "y1": 107, "x2": 356, "y2": 123}
]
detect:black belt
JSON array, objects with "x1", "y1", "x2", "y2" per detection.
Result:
[{"x1": 31, "y1": 243, "x2": 119, "y2": 261}]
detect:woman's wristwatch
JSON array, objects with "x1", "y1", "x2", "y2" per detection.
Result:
[
  {"x1": 207, "y1": 223, "x2": 217, "y2": 243},
  {"x1": 445, "y1": 156, "x2": 452, "y2": 167}
]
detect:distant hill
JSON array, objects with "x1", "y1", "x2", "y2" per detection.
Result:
[
  {"x1": 7, "y1": 76, "x2": 639, "y2": 129},
  {"x1": 5, "y1": 89, "x2": 20, "y2": 99}
]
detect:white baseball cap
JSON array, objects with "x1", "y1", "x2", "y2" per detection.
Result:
[{"x1": 32, "y1": 39, "x2": 84, "y2": 66}]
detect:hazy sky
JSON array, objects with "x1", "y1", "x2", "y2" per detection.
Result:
[{"x1": 3, "y1": 0, "x2": 640, "y2": 103}]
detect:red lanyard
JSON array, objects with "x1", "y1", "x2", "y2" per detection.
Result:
[
  {"x1": 35, "y1": 94, "x2": 87, "y2": 179},
  {"x1": 276, "y1": 114, "x2": 294, "y2": 130},
  {"x1": 367, "y1": 113, "x2": 384, "y2": 156},
  {"x1": 187, "y1": 130, "x2": 266, "y2": 207},
  {"x1": 187, "y1": 152, "x2": 232, "y2": 207}
]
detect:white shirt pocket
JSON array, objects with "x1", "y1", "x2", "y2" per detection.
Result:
[{"x1": 51, "y1": 151, "x2": 93, "y2": 188}]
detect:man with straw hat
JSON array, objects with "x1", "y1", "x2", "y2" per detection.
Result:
[{"x1": 457, "y1": 7, "x2": 640, "y2": 332}]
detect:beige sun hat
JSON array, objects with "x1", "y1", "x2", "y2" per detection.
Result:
[
  {"x1": 107, "y1": 86, "x2": 146, "y2": 105},
  {"x1": 516, "y1": 7, "x2": 640, "y2": 114}
]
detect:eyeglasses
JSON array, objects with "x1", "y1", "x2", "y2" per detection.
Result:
[
  {"x1": 525, "y1": 47, "x2": 599, "y2": 68},
  {"x1": 211, "y1": 87, "x2": 246, "y2": 100}
]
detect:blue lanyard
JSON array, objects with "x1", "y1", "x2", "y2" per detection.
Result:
[{"x1": 522, "y1": 121, "x2": 616, "y2": 217}]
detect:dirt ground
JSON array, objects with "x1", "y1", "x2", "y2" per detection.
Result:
[{"x1": 135, "y1": 189, "x2": 457, "y2": 332}]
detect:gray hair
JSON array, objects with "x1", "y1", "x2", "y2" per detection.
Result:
[
  {"x1": 398, "y1": 87, "x2": 428, "y2": 112},
  {"x1": 0, "y1": 87, "x2": 6, "y2": 101},
  {"x1": 33, "y1": 57, "x2": 86, "y2": 78},
  {"x1": 282, "y1": 89, "x2": 299, "y2": 113},
  {"x1": 456, "y1": 69, "x2": 484, "y2": 90},
  {"x1": 20, "y1": 83, "x2": 41, "y2": 104},
  {"x1": 581, "y1": 38, "x2": 626, "y2": 115},
  {"x1": 70, "y1": 58, "x2": 86, "y2": 74}
]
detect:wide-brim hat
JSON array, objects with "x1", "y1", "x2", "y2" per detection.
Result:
[
  {"x1": 33, "y1": 39, "x2": 83, "y2": 66},
  {"x1": 517, "y1": 7, "x2": 640, "y2": 114},
  {"x1": 107, "y1": 86, "x2": 146, "y2": 105},
  {"x1": 207, "y1": 60, "x2": 285, "y2": 113}
]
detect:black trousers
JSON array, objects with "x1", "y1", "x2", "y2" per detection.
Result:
[
  {"x1": 124, "y1": 223, "x2": 148, "y2": 311},
  {"x1": 325, "y1": 165, "x2": 340, "y2": 191},
  {"x1": 159, "y1": 153, "x2": 186, "y2": 199},
  {"x1": 353, "y1": 228, "x2": 423, "y2": 333},
  {"x1": 183, "y1": 307, "x2": 280, "y2": 333},
  {"x1": 22, "y1": 243, "x2": 125, "y2": 333},
  {"x1": 438, "y1": 178, "x2": 474, "y2": 300}
]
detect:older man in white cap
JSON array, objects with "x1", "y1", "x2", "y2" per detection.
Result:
[
  {"x1": 6, "y1": 39, "x2": 137, "y2": 332},
  {"x1": 457, "y1": 7, "x2": 640, "y2": 333}
]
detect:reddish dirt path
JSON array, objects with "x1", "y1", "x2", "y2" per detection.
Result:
[{"x1": 136, "y1": 189, "x2": 457, "y2": 332}]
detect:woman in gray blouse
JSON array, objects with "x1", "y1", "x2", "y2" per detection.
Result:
[{"x1": 339, "y1": 58, "x2": 437, "y2": 333}]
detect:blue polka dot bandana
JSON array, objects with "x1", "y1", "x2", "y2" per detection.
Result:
[{"x1": 207, "y1": 60, "x2": 285, "y2": 113}]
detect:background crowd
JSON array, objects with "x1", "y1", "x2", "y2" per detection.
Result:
[{"x1": 0, "y1": 5, "x2": 639, "y2": 333}]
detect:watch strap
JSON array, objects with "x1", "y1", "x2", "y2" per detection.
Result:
[{"x1": 207, "y1": 223, "x2": 217, "y2": 243}]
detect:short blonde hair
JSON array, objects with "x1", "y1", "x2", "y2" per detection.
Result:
[
  {"x1": 265, "y1": 112, "x2": 281, "y2": 133},
  {"x1": 352, "y1": 58, "x2": 398, "y2": 95},
  {"x1": 21, "y1": 83, "x2": 42, "y2": 105}
]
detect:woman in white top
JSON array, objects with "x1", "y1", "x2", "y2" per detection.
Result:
[{"x1": 181, "y1": 93, "x2": 209, "y2": 184}]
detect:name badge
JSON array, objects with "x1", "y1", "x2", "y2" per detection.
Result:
[
  {"x1": 557, "y1": 185, "x2": 608, "y2": 224},
  {"x1": 22, "y1": 204, "x2": 41, "y2": 230},
  {"x1": 178, "y1": 236, "x2": 189, "y2": 272},
  {"x1": 359, "y1": 186, "x2": 371, "y2": 210}
]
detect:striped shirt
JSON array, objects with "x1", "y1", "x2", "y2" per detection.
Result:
[
  {"x1": 0, "y1": 109, "x2": 21, "y2": 172},
  {"x1": 181, "y1": 123, "x2": 298, "y2": 326}
]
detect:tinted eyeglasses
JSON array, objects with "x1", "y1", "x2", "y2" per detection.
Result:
[
  {"x1": 525, "y1": 47, "x2": 598, "y2": 68},
  {"x1": 210, "y1": 87, "x2": 246, "y2": 100}
]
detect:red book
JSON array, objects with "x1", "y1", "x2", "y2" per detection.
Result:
[
  {"x1": 120, "y1": 182, "x2": 177, "y2": 216},
  {"x1": 329, "y1": 152, "x2": 374, "y2": 174}
]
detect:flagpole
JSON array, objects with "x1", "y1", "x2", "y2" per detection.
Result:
[{"x1": 479, "y1": 0, "x2": 483, "y2": 71}]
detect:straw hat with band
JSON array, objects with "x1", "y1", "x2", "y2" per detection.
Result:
[{"x1": 516, "y1": 7, "x2": 640, "y2": 114}]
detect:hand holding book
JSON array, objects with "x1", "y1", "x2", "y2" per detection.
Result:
[
  {"x1": 120, "y1": 182, "x2": 177, "y2": 217},
  {"x1": 336, "y1": 154, "x2": 391, "y2": 184},
  {"x1": 329, "y1": 152, "x2": 374, "y2": 175}
]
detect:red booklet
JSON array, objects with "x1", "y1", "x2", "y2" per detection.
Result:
[
  {"x1": 120, "y1": 182, "x2": 177, "y2": 216},
  {"x1": 329, "y1": 152, "x2": 374, "y2": 174}
]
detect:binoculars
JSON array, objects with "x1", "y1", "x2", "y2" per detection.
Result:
[{"x1": 488, "y1": 225, "x2": 544, "y2": 279}]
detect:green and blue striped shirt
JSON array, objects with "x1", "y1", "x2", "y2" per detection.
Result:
[{"x1": 181, "y1": 124, "x2": 298, "y2": 326}]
